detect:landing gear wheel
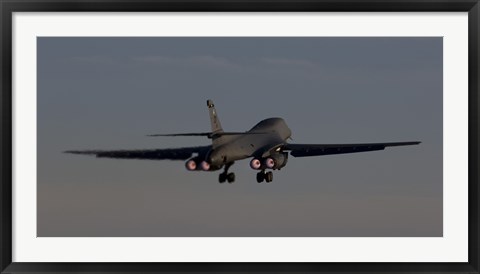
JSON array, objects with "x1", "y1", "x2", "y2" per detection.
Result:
[
  {"x1": 256, "y1": 171, "x2": 265, "y2": 183},
  {"x1": 227, "y1": 173, "x2": 235, "y2": 183},
  {"x1": 219, "y1": 173, "x2": 227, "y2": 183},
  {"x1": 219, "y1": 162, "x2": 234, "y2": 184},
  {"x1": 265, "y1": 171, "x2": 273, "y2": 183}
]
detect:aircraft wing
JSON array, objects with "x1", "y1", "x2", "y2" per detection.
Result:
[
  {"x1": 64, "y1": 146, "x2": 211, "y2": 160},
  {"x1": 284, "y1": 141, "x2": 420, "y2": 157}
]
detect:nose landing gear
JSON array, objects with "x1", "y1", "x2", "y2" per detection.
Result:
[
  {"x1": 219, "y1": 162, "x2": 235, "y2": 183},
  {"x1": 256, "y1": 170, "x2": 273, "y2": 183}
]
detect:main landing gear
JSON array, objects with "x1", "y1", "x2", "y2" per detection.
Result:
[
  {"x1": 219, "y1": 162, "x2": 235, "y2": 183},
  {"x1": 256, "y1": 170, "x2": 273, "y2": 183}
]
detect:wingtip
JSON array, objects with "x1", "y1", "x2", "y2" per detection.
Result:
[
  {"x1": 64, "y1": 150, "x2": 85, "y2": 154},
  {"x1": 63, "y1": 150, "x2": 98, "y2": 155}
]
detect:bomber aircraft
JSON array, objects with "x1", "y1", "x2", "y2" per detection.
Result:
[{"x1": 66, "y1": 100, "x2": 420, "y2": 183}]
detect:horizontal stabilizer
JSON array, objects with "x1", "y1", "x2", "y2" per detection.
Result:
[
  {"x1": 147, "y1": 132, "x2": 268, "y2": 139},
  {"x1": 147, "y1": 132, "x2": 212, "y2": 137}
]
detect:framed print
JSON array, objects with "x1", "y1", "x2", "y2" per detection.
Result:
[{"x1": 1, "y1": 0, "x2": 479, "y2": 273}]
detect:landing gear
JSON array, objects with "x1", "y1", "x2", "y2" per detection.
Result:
[
  {"x1": 219, "y1": 172, "x2": 235, "y2": 183},
  {"x1": 256, "y1": 170, "x2": 273, "y2": 183},
  {"x1": 227, "y1": 172, "x2": 235, "y2": 183},
  {"x1": 219, "y1": 173, "x2": 227, "y2": 183},
  {"x1": 256, "y1": 171, "x2": 264, "y2": 183},
  {"x1": 265, "y1": 171, "x2": 273, "y2": 183},
  {"x1": 219, "y1": 162, "x2": 235, "y2": 183}
]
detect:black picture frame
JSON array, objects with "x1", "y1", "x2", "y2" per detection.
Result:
[{"x1": 1, "y1": 0, "x2": 479, "y2": 273}]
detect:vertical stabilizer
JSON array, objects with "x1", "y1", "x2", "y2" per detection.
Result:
[{"x1": 207, "y1": 100, "x2": 223, "y2": 133}]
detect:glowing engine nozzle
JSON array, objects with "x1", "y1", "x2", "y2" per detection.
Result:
[
  {"x1": 201, "y1": 161, "x2": 210, "y2": 171},
  {"x1": 265, "y1": 158, "x2": 275, "y2": 169},
  {"x1": 250, "y1": 158, "x2": 261, "y2": 170},
  {"x1": 185, "y1": 159, "x2": 197, "y2": 171}
]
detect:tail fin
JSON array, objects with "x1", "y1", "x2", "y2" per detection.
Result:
[
  {"x1": 207, "y1": 100, "x2": 223, "y2": 133},
  {"x1": 147, "y1": 100, "x2": 268, "y2": 150}
]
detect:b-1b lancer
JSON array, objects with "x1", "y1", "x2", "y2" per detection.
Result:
[{"x1": 66, "y1": 100, "x2": 420, "y2": 183}]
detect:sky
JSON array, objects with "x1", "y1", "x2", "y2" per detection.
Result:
[{"x1": 37, "y1": 37, "x2": 442, "y2": 237}]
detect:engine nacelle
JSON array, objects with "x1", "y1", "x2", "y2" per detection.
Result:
[
  {"x1": 200, "y1": 161, "x2": 211, "y2": 171},
  {"x1": 250, "y1": 158, "x2": 262, "y2": 170},
  {"x1": 185, "y1": 157, "x2": 222, "y2": 172},
  {"x1": 250, "y1": 153, "x2": 289, "y2": 170},
  {"x1": 264, "y1": 152, "x2": 288, "y2": 170},
  {"x1": 185, "y1": 157, "x2": 201, "y2": 171}
]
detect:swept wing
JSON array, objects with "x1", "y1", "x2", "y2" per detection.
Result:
[
  {"x1": 64, "y1": 146, "x2": 211, "y2": 160},
  {"x1": 284, "y1": 141, "x2": 420, "y2": 157}
]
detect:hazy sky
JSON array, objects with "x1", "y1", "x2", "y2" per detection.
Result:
[{"x1": 37, "y1": 37, "x2": 442, "y2": 237}]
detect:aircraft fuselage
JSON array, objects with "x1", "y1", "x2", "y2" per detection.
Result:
[{"x1": 207, "y1": 118, "x2": 291, "y2": 167}]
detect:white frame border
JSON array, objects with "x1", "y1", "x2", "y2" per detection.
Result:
[{"x1": 13, "y1": 12, "x2": 468, "y2": 262}]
